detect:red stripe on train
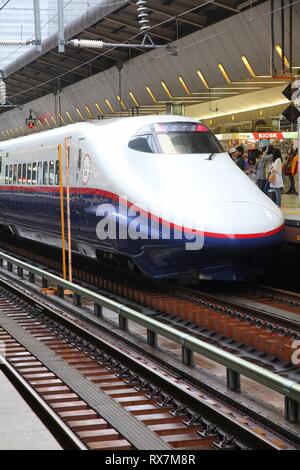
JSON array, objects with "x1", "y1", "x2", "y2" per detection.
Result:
[{"x1": 0, "y1": 185, "x2": 285, "y2": 240}]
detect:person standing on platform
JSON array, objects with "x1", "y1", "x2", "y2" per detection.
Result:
[
  {"x1": 262, "y1": 146, "x2": 274, "y2": 194},
  {"x1": 269, "y1": 148, "x2": 284, "y2": 207},
  {"x1": 236, "y1": 147, "x2": 247, "y2": 171},
  {"x1": 255, "y1": 149, "x2": 265, "y2": 189},
  {"x1": 229, "y1": 146, "x2": 243, "y2": 162},
  {"x1": 285, "y1": 148, "x2": 298, "y2": 195},
  {"x1": 246, "y1": 152, "x2": 257, "y2": 182},
  {"x1": 245, "y1": 149, "x2": 259, "y2": 183}
]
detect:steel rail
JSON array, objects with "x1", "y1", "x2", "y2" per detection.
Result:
[
  {"x1": 0, "y1": 353, "x2": 87, "y2": 450},
  {"x1": 0, "y1": 250, "x2": 299, "y2": 422}
]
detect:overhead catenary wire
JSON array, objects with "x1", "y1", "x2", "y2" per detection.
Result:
[
  {"x1": 0, "y1": 0, "x2": 11, "y2": 13},
  {"x1": 0, "y1": 0, "x2": 132, "y2": 66},
  {"x1": 4, "y1": 0, "x2": 300, "y2": 102},
  {"x1": 2, "y1": 0, "x2": 224, "y2": 97}
]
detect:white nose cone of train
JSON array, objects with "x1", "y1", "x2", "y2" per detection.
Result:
[
  {"x1": 204, "y1": 201, "x2": 284, "y2": 236},
  {"x1": 148, "y1": 154, "x2": 284, "y2": 236}
]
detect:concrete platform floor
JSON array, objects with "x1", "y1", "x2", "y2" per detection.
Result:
[
  {"x1": 282, "y1": 195, "x2": 300, "y2": 221},
  {"x1": 0, "y1": 369, "x2": 61, "y2": 450},
  {"x1": 282, "y1": 194, "x2": 300, "y2": 211}
]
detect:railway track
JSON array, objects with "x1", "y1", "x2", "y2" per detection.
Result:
[
  {"x1": 0, "y1": 237, "x2": 300, "y2": 377},
  {"x1": 0, "y1": 247, "x2": 299, "y2": 448},
  {"x1": 2, "y1": 276, "x2": 297, "y2": 450},
  {"x1": 0, "y1": 285, "x2": 232, "y2": 450}
]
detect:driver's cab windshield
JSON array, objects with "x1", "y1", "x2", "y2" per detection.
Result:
[{"x1": 128, "y1": 122, "x2": 224, "y2": 155}]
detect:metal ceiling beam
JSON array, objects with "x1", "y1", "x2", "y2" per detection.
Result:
[
  {"x1": 105, "y1": 14, "x2": 174, "y2": 41},
  {"x1": 84, "y1": 28, "x2": 144, "y2": 53},
  {"x1": 128, "y1": 2, "x2": 207, "y2": 28},
  {"x1": 22, "y1": 64, "x2": 75, "y2": 86},
  {"x1": 5, "y1": 78, "x2": 39, "y2": 95},
  {"x1": 3, "y1": 0, "x2": 130, "y2": 78},
  {"x1": 72, "y1": 48, "x2": 125, "y2": 66},
  {"x1": 181, "y1": 0, "x2": 239, "y2": 14},
  {"x1": 5, "y1": 79, "x2": 44, "y2": 99},
  {"x1": 37, "y1": 58, "x2": 92, "y2": 78},
  {"x1": 9, "y1": 71, "x2": 54, "y2": 92},
  {"x1": 1, "y1": 0, "x2": 253, "y2": 109},
  {"x1": 210, "y1": 1, "x2": 240, "y2": 13},
  {"x1": 47, "y1": 50, "x2": 105, "y2": 70},
  {"x1": 69, "y1": 48, "x2": 116, "y2": 69}
]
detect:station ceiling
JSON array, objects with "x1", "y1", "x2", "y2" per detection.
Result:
[
  {"x1": 0, "y1": 0, "x2": 299, "y2": 139},
  {"x1": 2, "y1": 0, "x2": 266, "y2": 107}
]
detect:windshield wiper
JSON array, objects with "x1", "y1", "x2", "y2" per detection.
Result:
[{"x1": 206, "y1": 152, "x2": 215, "y2": 160}]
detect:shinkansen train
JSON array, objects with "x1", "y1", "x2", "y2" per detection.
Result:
[{"x1": 0, "y1": 115, "x2": 284, "y2": 281}]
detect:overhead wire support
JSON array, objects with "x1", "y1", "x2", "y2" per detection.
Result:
[
  {"x1": 0, "y1": 70, "x2": 7, "y2": 105},
  {"x1": 0, "y1": 69, "x2": 17, "y2": 108},
  {"x1": 0, "y1": 39, "x2": 36, "y2": 47},
  {"x1": 69, "y1": 38, "x2": 176, "y2": 54},
  {"x1": 33, "y1": 0, "x2": 42, "y2": 52},
  {"x1": 136, "y1": 0, "x2": 150, "y2": 32},
  {"x1": 68, "y1": 0, "x2": 177, "y2": 55},
  {"x1": 57, "y1": 0, "x2": 65, "y2": 53}
]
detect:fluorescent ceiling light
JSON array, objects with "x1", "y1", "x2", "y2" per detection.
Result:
[
  {"x1": 161, "y1": 81, "x2": 173, "y2": 99},
  {"x1": 275, "y1": 44, "x2": 290, "y2": 69},
  {"x1": 178, "y1": 76, "x2": 191, "y2": 95},
  {"x1": 197, "y1": 70, "x2": 209, "y2": 89},
  {"x1": 129, "y1": 91, "x2": 139, "y2": 107},
  {"x1": 218, "y1": 63, "x2": 231, "y2": 83},
  {"x1": 241, "y1": 56, "x2": 256, "y2": 78},
  {"x1": 146, "y1": 86, "x2": 157, "y2": 103}
]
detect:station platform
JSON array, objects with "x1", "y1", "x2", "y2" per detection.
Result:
[
  {"x1": 282, "y1": 195, "x2": 300, "y2": 244},
  {"x1": 0, "y1": 369, "x2": 61, "y2": 450}
]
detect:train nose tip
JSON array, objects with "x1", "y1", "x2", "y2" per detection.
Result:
[{"x1": 213, "y1": 202, "x2": 284, "y2": 236}]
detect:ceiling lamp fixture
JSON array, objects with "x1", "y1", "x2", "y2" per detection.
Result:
[
  {"x1": 275, "y1": 44, "x2": 290, "y2": 69},
  {"x1": 105, "y1": 99, "x2": 115, "y2": 113},
  {"x1": 146, "y1": 86, "x2": 157, "y2": 103},
  {"x1": 129, "y1": 92, "x2": 139, "y2": 107},
  {"x1": 117, "y1": 96, "x2": 127, "y2": 110},
  {"x1": 95, "y1": 102, "x2": 104, "y2": 115},
  {"x1": 218, "y1": 63, "x2": 232, "y2": 83},
  {"x1": 85, "y1": 105, "x2": 94, "y2": 119},
  {"x1": 197, "y1": 70, "x2": 209, "y2": 90},
  {"x1": 241, "y1": 56, "x2": 256, "y2": 78},
  {"x1": 66, "y1": 111, "x2": 74, "y2": 123},
  {"x1": 161, "y1": 81, "x2": 173, "y2": 99},
  {"x1": 76, "y1": 107, "x2": 84, "y2": 120},
  {"x1": 178, "y1": 76, "x2": 191, "y2": 95}
]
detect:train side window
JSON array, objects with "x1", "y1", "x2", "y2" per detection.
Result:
[
  {"x1": 13, "y1": 164, "x2": 17, "y2": 184},
  {"x1": 5, "y1": 165, "x2": 8, "y2": 184},
  {"x1": 49, "y1": 161, "x2": 55, "y2": 185},
  {"x1": 22, "y1": 163, "x2": 27, "y2": 184},
  {"x1": 17, "y1": 164, "x2": 22, "y2": 184},
  {"x1": 27, "y1": 163, "x2": 32, "y2": 185},
  {"x1": 43, "y1": 162, "x2": 48, "y2": 185},
  {"x1": 32, "y1": 162, "x2": 37, "y2": 185},
  {"x1": 37, "y1": 162, "x2": 43, "y2": 185},
  {"x1": 9, "y1": 165, "x2": 13, "y2": 184},
  {"x1": 55, "y1": 161, "x2": 60, "y2": 185}
]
